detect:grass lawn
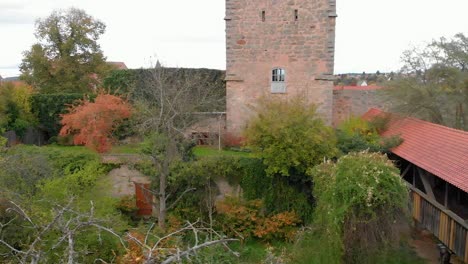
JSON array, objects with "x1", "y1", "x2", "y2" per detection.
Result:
[
  {"x1": 11, "y1": 143, "x2": 253, "y2": 159},
  {"x1": 110, "y1": 143, "x2": 144, "y2": 154},
  {"x1": 11, "y1": 144, "x2": 95, "y2": 156}
]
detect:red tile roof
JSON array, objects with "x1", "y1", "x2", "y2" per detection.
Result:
[
  {"x1": 334, "y1": 85, "x2": 383, "y2": 91},
  {"x1": 108, "y1": 61, "x2": 128, "y2": 70},
  {"x1": 363, "y1": 108, "x2": 468, "y2": 192}
]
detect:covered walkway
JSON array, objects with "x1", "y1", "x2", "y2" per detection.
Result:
[{"x1": 363, "y1": 108, "x2": 468, "y2": 262}]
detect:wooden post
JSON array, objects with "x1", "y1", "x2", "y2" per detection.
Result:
[
  {"x1": 465, "y1": 232, "x2": 468, "y2": 263},
  {"x1": 464, "y1": 232, "x2": 468, "y2": 263},
  {"x1": 218, "y1": 114, "x2": 221, "y2": 151},
  {"x1": 449, "y1": 219, "x2": 456, "y2": 249}
]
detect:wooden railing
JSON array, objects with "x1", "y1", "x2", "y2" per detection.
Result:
[{"x1": 409, "y1": 184, "x2": 468, "y2": 262}]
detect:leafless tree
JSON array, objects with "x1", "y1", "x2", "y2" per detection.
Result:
[
  {"x1": 0, "y1": 199, "x2": 125, "y2": 264},
  {"x1": 125, "y1": 220, "x2": 238, "y2": 264},
  {"x1": 1, "y1": 198, "x2": 237, "y2": 263},
  {"x1": 133, "y1": 64, "x2": 225, "y2": 229}
]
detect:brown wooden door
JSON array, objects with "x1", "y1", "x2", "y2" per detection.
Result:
[{"x1": 135, "y1": 183, "x2": 152, "y2": 216}]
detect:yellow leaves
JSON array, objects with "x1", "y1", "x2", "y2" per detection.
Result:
[{"x1": 216, "y1": 198, "x2": 300, "y2": 241}]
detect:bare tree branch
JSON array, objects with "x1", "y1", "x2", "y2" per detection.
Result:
[{"x1": 159, "y1": 238, "x2": 238, "y2": 264}]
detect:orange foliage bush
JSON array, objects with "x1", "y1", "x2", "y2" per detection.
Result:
[
  {"x1": 222, "y1": 132, "x2": 245, "y2": 147},
  {"x1": 59, "y1": 93, "x2": 131, "y2": 152},
  {"x1": 119, "y1": 231, "x2": 145, "y2": 264},
  {"x1": 216, "y1": 198, "x2": 300, "y2": 242}
]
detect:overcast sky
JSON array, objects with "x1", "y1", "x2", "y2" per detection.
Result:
[{"x1": 0, "y1": 0, "x2": 467, "y2": 78}]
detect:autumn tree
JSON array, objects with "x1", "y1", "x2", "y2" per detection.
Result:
[
  {"x1": 60, "y1": 93, "x2": 132, "y2": 152},
  {"x1": 382, "y1": 33, "x2": 468, "y2": 130},
  {"x1": 135, "y1": 64, "x2": 225, "y2": 229},
  {"x1": 20, "y1": 8, "x2": 110, "y2": 93}
]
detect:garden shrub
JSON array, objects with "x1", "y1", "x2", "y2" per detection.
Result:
[
  {"x1": 297, "y1": 152, "x2": 409, "y2": 264},
  {"x1": 336, "y1": 116, "x2": 402, "y2": 154},
  {"x1": 0, "y1": 150, "x2": 52, "y2": 197},
  {"x1": 0, "y1": 83, "x2": 37, "y2": 137},
  {"x1": 216, "y1": 197, "x2": 300, "y2": 242},
  {"x1": 243, "y1": 98, "x2": 337, "y2": 177},
  {"x1": 336, "y1": 117, "x2": 382, "y2": 154},
  {"x1": 240, "y1": 158, "x2": 314, "y2": 223},
  {"x1": 60, "y1": 93, "x2": 132, "y2": 152}
]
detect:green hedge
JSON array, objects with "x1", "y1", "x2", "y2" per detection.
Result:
[{"x1": 30, "y1": 93, "x2": 95, "y2": 138}]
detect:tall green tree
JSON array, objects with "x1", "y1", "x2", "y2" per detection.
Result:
[
  {"x1": 20, "y1": 8, "x2": 110, "y2": 93},
  {"x1": 382, "y1": 33, "x2": 468, "y2": 130}
]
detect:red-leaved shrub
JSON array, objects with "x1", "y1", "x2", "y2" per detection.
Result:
[{"x1": 60, "y1": 93, "x2": 131, "y2": 152}]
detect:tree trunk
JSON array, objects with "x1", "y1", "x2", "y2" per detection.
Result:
[{"x1": 158, "y1": 162, "x2": 167, "y2": 230}]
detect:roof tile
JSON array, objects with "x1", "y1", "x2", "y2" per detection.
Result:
[{"x1": 363, "y1": 108, "x2": 468, "y2": 192}]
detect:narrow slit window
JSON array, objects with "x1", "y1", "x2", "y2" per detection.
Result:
[
  {"x1": 262, "y1": 11, "x2": 266, "y2": 22},
  {"x1": 294, "y1": 10, "x2": 298, "y2": 21}
]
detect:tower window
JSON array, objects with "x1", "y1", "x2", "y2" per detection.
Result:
[
  {"x1": 294, "y1": 10, "x2": 298, "y2": 21},
  {"x1": 272, "y1": 68, "x2": 285, "y2": 82},
  {"x1": 271, "y1": 68, "x2": 286, "y2": 93},
  {"x1": 262, "y1": 11, "x2": 266, "y2": 22}
]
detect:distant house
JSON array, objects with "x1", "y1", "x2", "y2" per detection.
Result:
[
  {"x1": 108, "y1": 61, "x2": 128, "y2": 70},
  {"x1": 1, "y1": 76, "x2": 26, "y2": 88}
]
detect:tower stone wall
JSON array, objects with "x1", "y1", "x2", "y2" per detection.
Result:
[{"x1": 225, "y1": 0, "x2": 337, "y2": 137}]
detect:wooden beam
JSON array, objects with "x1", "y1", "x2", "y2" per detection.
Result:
[
  {"x1": 418, "y1": 168, "x2": 436, "y2": 200},
  {"x1": 401, "y1": 163, "x2": 411, "y2": 178}
]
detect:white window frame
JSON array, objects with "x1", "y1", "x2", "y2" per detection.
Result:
[{"x1": 271, "y1": 68, "x2": 286, "y2": 93}]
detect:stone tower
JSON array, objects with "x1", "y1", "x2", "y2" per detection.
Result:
[{"x1": 225, "y1": 0, "x2": 337, "y2": 138}]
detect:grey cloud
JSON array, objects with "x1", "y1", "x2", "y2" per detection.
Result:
[
  {"x1": 0, "y1": 2, "x2": 27, "y2": 11},
  {"x1": 0, "y1": 15, "x2": 35, "y2": 25},
  {"x1": 0, "y1": 2, "x2": 37, "y2": 25}
]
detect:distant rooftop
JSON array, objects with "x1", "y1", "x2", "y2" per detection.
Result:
[
  {"x1": 3, "y1": 76, "x2": 20, "y2": 82},
  {"x1": 108, "y1": 61, "x2": 128, "y2": 70}
]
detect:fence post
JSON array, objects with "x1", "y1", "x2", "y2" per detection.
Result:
[{"x1": 465, "y1": 231, "x2": 468, "y2": 263}]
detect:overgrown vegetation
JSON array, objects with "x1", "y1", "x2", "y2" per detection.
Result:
[
  {"x1": 292, "y1": 152, "x2": 409, "y2": 264},
  {"x1": 0, "y1": 8, "x2": 434, "y2": 262},
  {"x1": 336, "y1": 116, "x2": 403, "y2": 154}
]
